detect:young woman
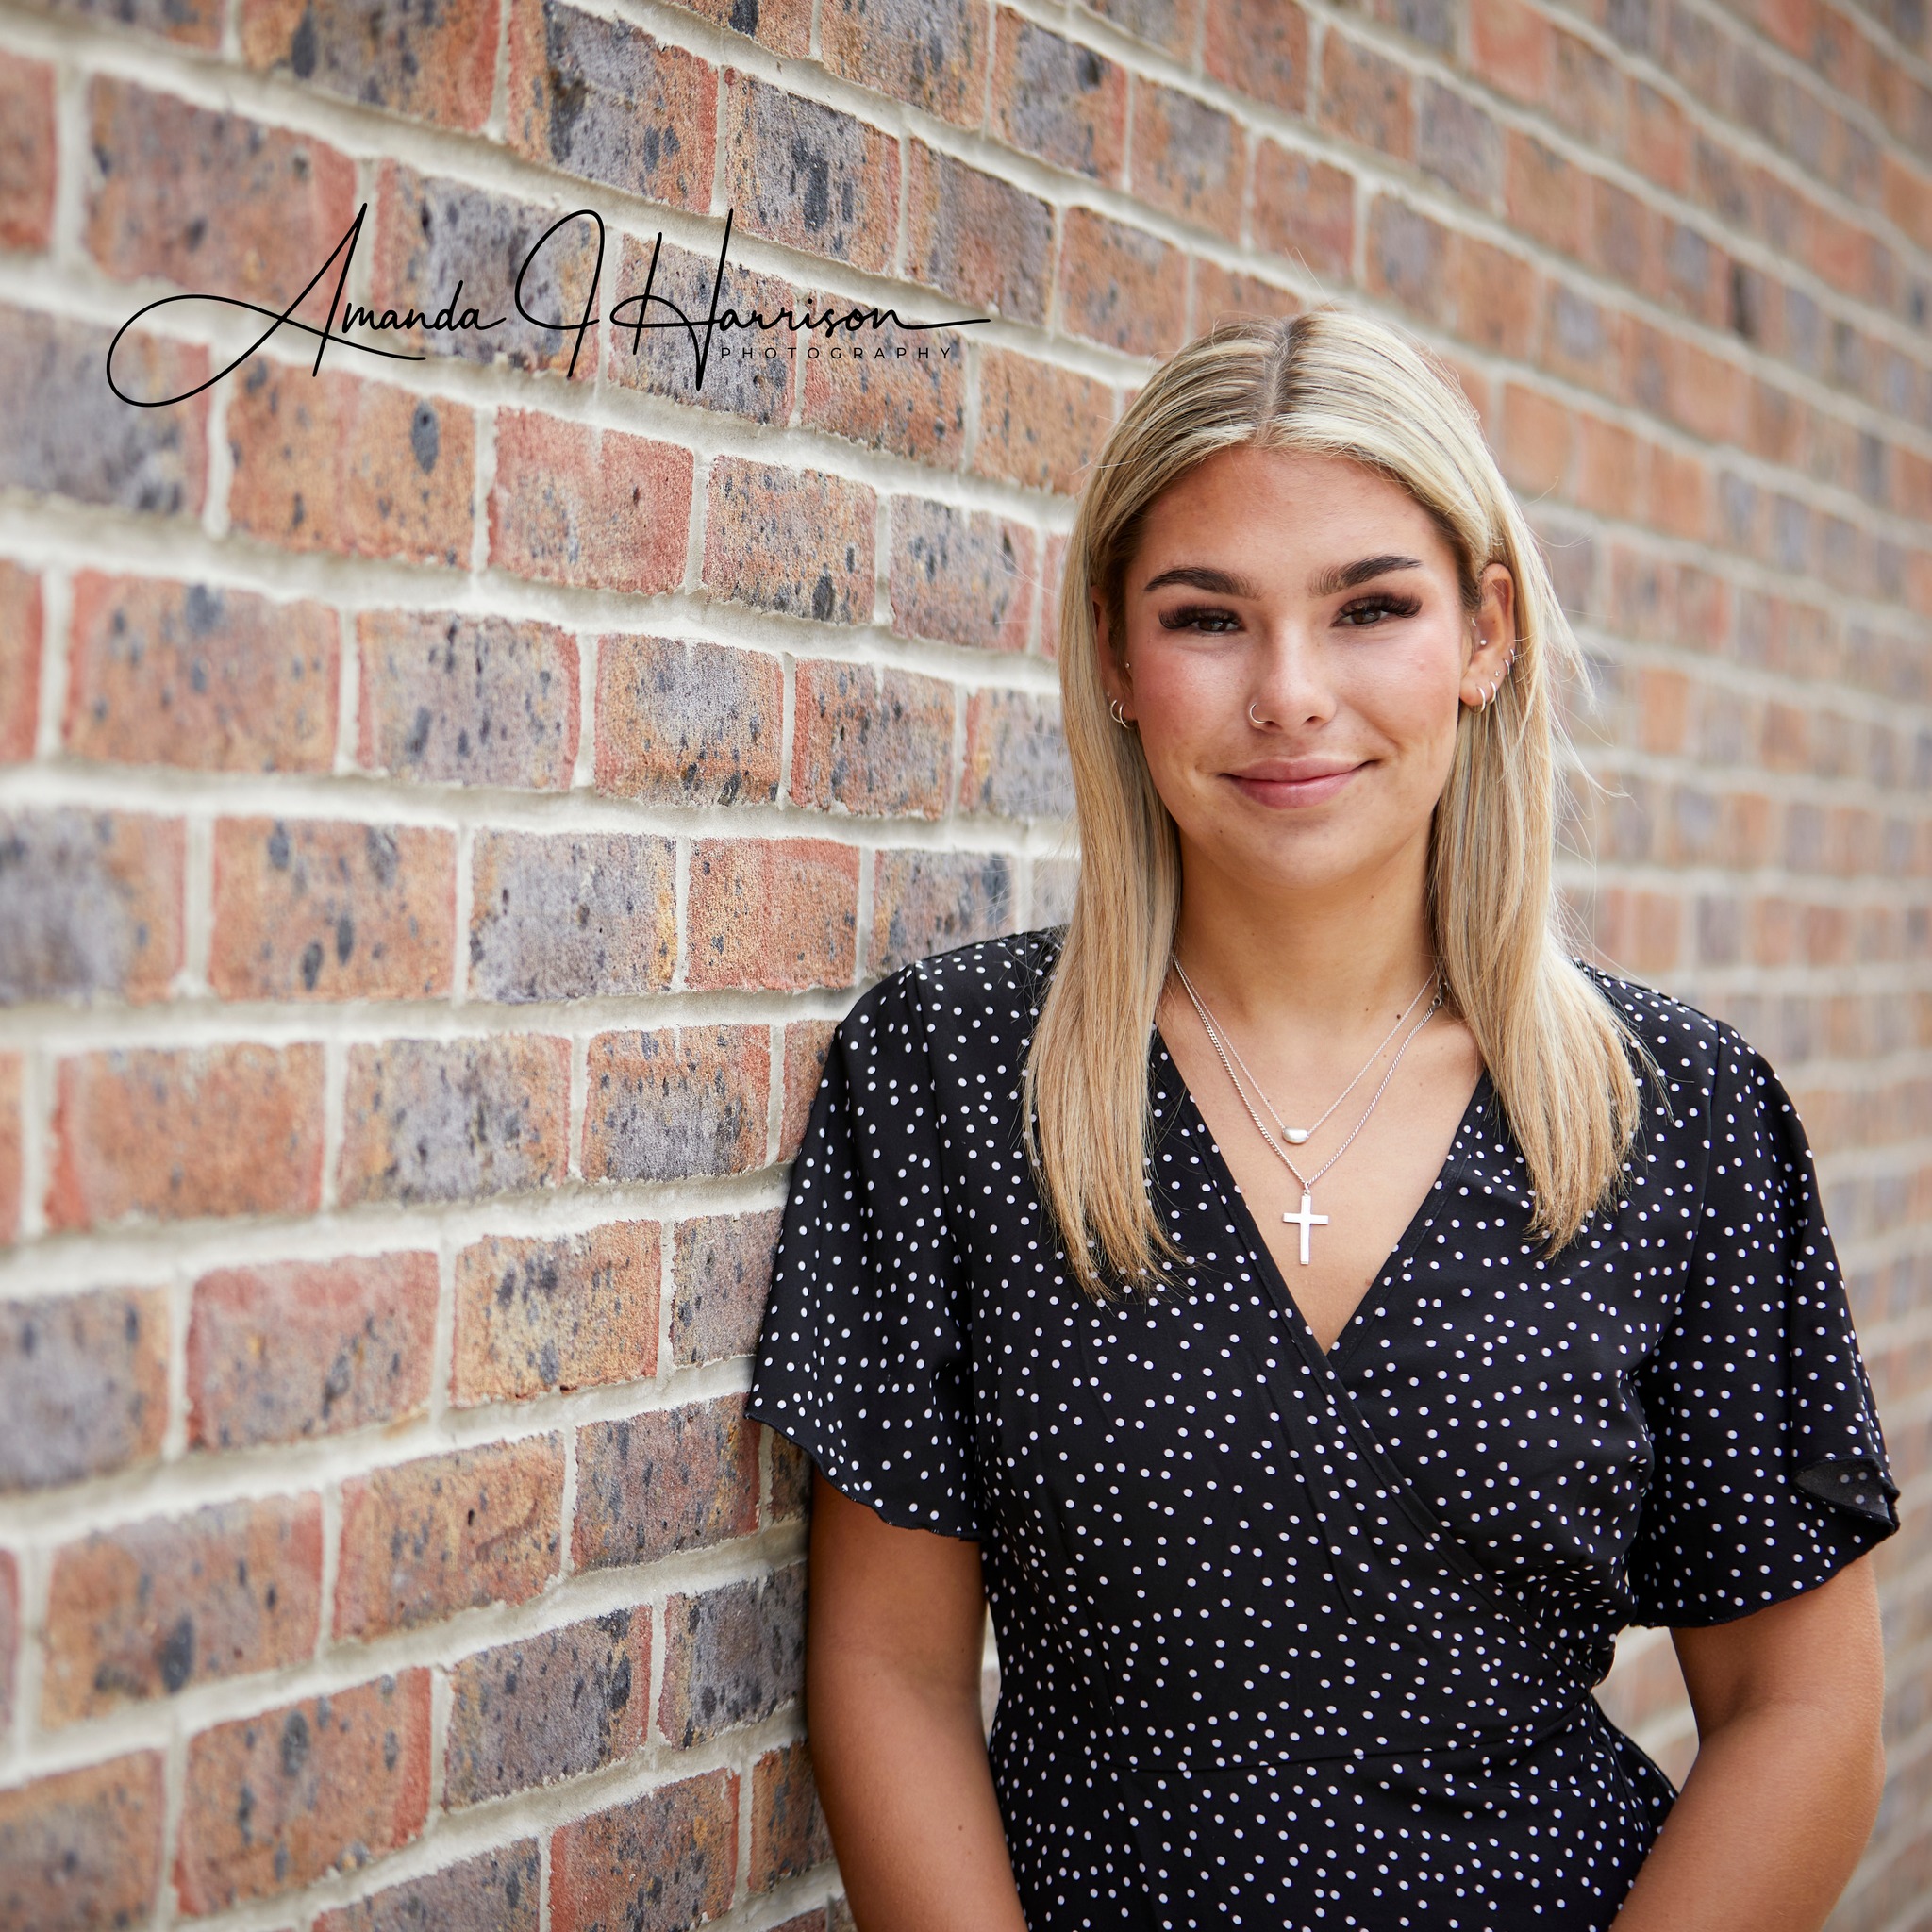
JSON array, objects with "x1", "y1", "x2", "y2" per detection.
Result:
[{"x1": 747, "y1": 306, "x2": 1900, "y2": 1931}]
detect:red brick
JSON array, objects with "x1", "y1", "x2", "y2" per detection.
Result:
[
  {"x1": 242, "y1": 0, "x2": 499, "y2": 131},
  {"x1": 1470, "y1": 0, "x2": 1551, "y2": 101},
  {"x1": 1365, "y1": 195, "x2": 1455, "y2": 322},
  {"x1": 25, "y1": 0, "x2": 220, "y2": 39},
  {"x1": 1577, "y1": 414, "x2": 1642, "y2": 519},
  {"x1": 1191, "y1": 258, "x2": 1305, "y2": 334},
  {"x1": 356, "y1": 608, "x2": 578, "y2": 790},
  {"x1": 1418, "y1": 79, "x2": 1502, "y2": 205},
  {"x1": 583, "y1": 1024, "x2": 770, "y2": 1183},
  {"x1": 1202, "y1": 0, "x2": 1310, "y2": 114},
  {"x1": 671, "y1": 1207, "x2": 784, "y2": 1367},
  {"x1": 1129, "y1": 79, "x2": 1246, "y2": 241},
  {"x1": 490, "y1": 409, "x2": 692, "y2": 592},
  {"x1": 721, "y1": 68, "x2": 899, "y2": 270},
  {"x1": 42, "y1": 1494, "x2": 323, "y2": 1726},
  {"x1": 175, "y1": 1673, "x2": 430, "y2": 1913},
  {"x1": 311, "y1": 1843, "x2": 541, "y2": 1932},
  {"x1": 48, "y1": 1042, "x2": 324, "y2": 1231},
  {"x1": 453, "y1": 1222, "x2": 660, "y2": 1406},
  {"x1": 339, "y1": 1035, "x2": 570, "y2": 1208},
  {"x1": 1501, "y1": 383, "x2": 1574, "y2": 497},
  {"x1": 659, "y1": 1566, "x2": 806, "y2": 1747},
  {"x1": 1250, "y1": 142, "x2": 1356, "y2": 285},
  {"x1": 797, "y1": 291, "x2": 971, "y2": 468},
  {"x1": 595, "y1": 633, "x2": 783, "y2": 807},
  {"x1": 227, "y1": 364, "x2": 475, "y2": 567},
  {"x1": 446, "y1": 1607, "x2": 650, "y2": 1806},
  {"x1": 0, "y1": 1755, "x2": 164, "y2": 1931},
  {"x1": 0, "y1": 304, "x2": 209, "y2": 517},
  {"x1": 0, "y1": 558, "x2": 38, "y2": 762},
  {"x1": 780, "y1": 1018, "x2": 838, "y2": 1159},
  {"x1": 750, "y1": 1739, "x2": 835, "y2": 1893},
  {"x1": 1319, "y1": 32, "x2": 1414, "y2": 160},
  {"x1": 335, "y1": 1438, "x2": 564, "y2": 1640},
  {"x1": 870, "y1": 848, "x2": 1016, "y2": 974},
  {"x1": 905, "y1": 141, "x2": 1054, "y2": 326},
  {"x1": 0, "y1": 53, "x2": 55, "y2": 252},
  {"x1": 702, "y1": 457, "x2": 875, "y2": 625},
  {"x1": 211, "y1": 816, "x2": 455, "y2": 1001},
  {"x1": 687, "y1": 837, "x2": 860, "y2": 990},
  {"x1": 988, "y1": 11, "x2": 1127, "y2": 183},
  {"x1": 962, "y1": 691, "x2": 1073, "y2": 820},
  {"x1": 972, "y1": 346, "x2": 1117, "y2": 496},
  {"x1": 662, "y1": 0, "x2": 812, "y2": 52},
  {"x1": 1058, "y1": 207, "x2": 1188, "y2": 358},
  {"x1": 371, "y1": 161, "x2": 603, "y2": 379},
  {"x1": 1506, "y1": 131, "x2": 1584, "y2": 256},
  {"x1": 1552, "y1": 25, "x2": 1623, "y2": 153},
  {"x1": 469, "y1": 829, "x2": 675, "y2": 1001},
  {"x1": 508, "y1": 0, "x2": 715, "y2": 209},
  {"x1": 823, "y1": 0, "x2": 985, "y2": 124},
  {"x1": 790, "y1": 660, "x2": 954, "y2": 818},
  {"x1": 0, "y1": 1548, "x2": 14, "y2": 1741},
  {"x1": 1627, "y1": 79, "x2": 1690, "y2": 195},
  {"x1": 84, "y1": 79, "x2": 356, "y2": 327},
  {"x1": 188, "y1": 1252, "x2": 438, "y2": 1450},
  {"x1": 0, "y1": 807, "x2": 184, "y2": 1003},
  {"x1": 0, "y1": 1286, "x2": 167, "y2": 1491},
  {"x1": 67, "y1": 574, "x2": 337, "y2": 773},
  {"x1": 574, "y1": 1395, "x2": 760, "y2": 1571},
  {"x1": 1452, "y1": 233, "x2": 1537, "y2": 358},
  {"x1": 551, "y1": 1769, "x2": 739, "y2": 1932},
  {"x1": 767, "y1": 1425, "x2": 813, "y2": 1523}
]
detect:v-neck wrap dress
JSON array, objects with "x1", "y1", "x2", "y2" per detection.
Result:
[{"x1": 746, "y1": 925, "x2": 1900, "y2": 1931}]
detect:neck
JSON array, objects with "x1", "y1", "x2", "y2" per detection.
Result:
[{"x1": 1164, "y1": 838, "x2": 1439, "y2": 1057}]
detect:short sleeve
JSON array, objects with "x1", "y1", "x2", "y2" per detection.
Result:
[
  {"x1": 746, "y1": 965, "x2": 981, "y2": 1539},
  {"x1": 1624, "y1": 1025, "x2": 1899, "y2": 1627}
]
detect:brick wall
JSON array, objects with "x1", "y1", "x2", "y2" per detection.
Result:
[{"x1": 0, "y1": 0, "x2": 1924, "y2": 1926}]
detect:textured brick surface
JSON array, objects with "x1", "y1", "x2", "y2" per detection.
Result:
[
  {"x1": 686, "y1": 838, "x2": 861, "y2": 990},
  {"x1": 551, "y1": 1769, "x2": 739, "y2": 1932},
  {"x1": 989, "y1": 12, "x2": 1127, "y2": 183},
  {"x1": 311, "y1": 1842, "x2": 541, "y2": 1932},
  {"x1": 961, "y1": 691, "x2": 1075, "y2": 819},
  {"x1": 659, "y1": 1564, "x2": 807, "y2": 1747},
  {"x1": 767, "y1": 1428, "x2": 813, "y2": 1524},
  {"x1": 0, "y1": 1286, "x2": 168, "y2": 1491},
  {"x1": 1058, "y1": 206, "x2": 1189, "y2": 358},
  {"x1": 790, "y1": 659, "x2": 954, "y2": 817},
  {"x1": 797, "y1": 297, "x2": 971, "y2": 468},
  {"x1": 175, "y1": 1673, "x2": 431, "y2": 1913},
  {"x1": 971, "y1": 346, "x2": 1117, "y2": 495},
  {"x1": 445, "y1": 1607, "x2": 650, "y2": 1805},
  {"x1": 469, "y1": 829, "x2": 675, "y2": 1001},
  {"x1": 1130, "y1": 76, "x2": 1246, "y2": 241},
  {"x1": 889, "y1": 498, "x2": 1036, "y2": 652},
  {"x1": 453, "y1": 1222, "x2": 660, "y2": 1405},
  {"x1": 870, "y1": 848, "x2": 1017, "y2": 974},
  {"x1": 822, "y1": 0, "x2": 985, "y2": 124},
  {"x1": 702, "y1": 457, "x2": 876, "y2": 624},
  {"x1": 583, "y1": 1024, "x2": 770, "y2": 1185},
  {"x1": 595, "y1": 633, "x2": 782, "y2": 807},
  {"x1": 357, "y1": 610, "x2": 579, "y2": 790},
  {"x1": 0, "y1": 1754, "x2": 165, "y2": 1932},
  {"x1": 48, "y1": 1042, "x2": 325, "y2": 1230},
  {"x1": 904, "y1": 141, "x2": 1053, "y2": 325},
  {"x1": 1203, "y1": 0, "x2": 1309, "y2": 112},
  {"x1": 750, "y1": 1739, "x2": 836, "y2": 1894},
  {"x1": 574, "y1": 1396, "x2": 761, "y2": 1572},
  {"x1": 211, "y1": 817, "x2": 455, "y2": 1001},
  {"x1": 0, "y1": 807, "x2": 184, "y2": 1003},
  {"x1": 1251, "y1": 142, "x2": 1356, "y2": 284},
  {"x1": 780, "y1": 1017, "x2": 839, "y2": 1159},
  {"x1": 490, "y1": 409, "x2": 693, "y2": 591},
  {"x1": 335, "y1": 1437, "x2": 564, "y2": 1640},
  {"x1": 242, "y1": 0, "x2": 500, "y2": 132},
  {"x1": 0, "y1": 1548, "x2": 14, "y2": 1741},
  {"x1": 227, "y1": 364, "x2": 475, "y2": 567},
  {"x1": 671, "y1": 1206, "x2": 785, "y2": 1367},
  {"x1": 67, "y1": 574, "x2": 338, "y2": 773},
  {"x1": 188, "y1": 1252, "x2": 439, "y2": 1450},
  {"x1": 42, "y1": 1495, "x2": 323, "y2": 1725},
  {"x1": 339, "y1": 1034, "x2": 570, "y2": 1207},
  {"x1": 0, "y1": 51, "x2": 55, "y2": 252},
  {"x1": 0, "y1": 558, "x2": 38, "y2": 762}
]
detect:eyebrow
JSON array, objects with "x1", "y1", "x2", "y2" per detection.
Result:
[{"x1": 1140, "y1": 555, "x2": 1425, "y2": 599}]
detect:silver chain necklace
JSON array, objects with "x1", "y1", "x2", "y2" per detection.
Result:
[{"x1": 1170, "y1": 958, "x2": 1446, "y2": 1265}]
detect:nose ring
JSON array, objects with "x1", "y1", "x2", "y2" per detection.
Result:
[{"x1": 1247, "y1": 700, "x2": 1262, "y2": 726}]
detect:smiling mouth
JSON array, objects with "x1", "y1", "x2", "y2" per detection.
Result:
[{"x1": 1225, "y1": 764, "x2": 1365, "y2": 806}]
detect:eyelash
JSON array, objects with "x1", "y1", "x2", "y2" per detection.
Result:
[{"x1": 1158, "y1": 593, "x2": 1424, "y2": 633}]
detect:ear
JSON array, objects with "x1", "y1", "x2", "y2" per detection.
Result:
[
  {"x1": 1094, "y1": 594, "x2": 1131, "y2": 711},
  {"x1": 1458, "y1": 564, "x2": 1518, "y2": 709}
]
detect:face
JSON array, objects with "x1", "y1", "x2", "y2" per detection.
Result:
[{"x1": 1096, "y1": 444, "x2": 1517, "y2": 904}]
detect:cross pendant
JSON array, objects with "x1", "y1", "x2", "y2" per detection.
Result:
[{"x1": 1282, "y1": 1188, "x2": 1328, "y2": 1265}]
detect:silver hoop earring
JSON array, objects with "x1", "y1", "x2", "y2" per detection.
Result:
[{"x1": 1109, "y1": 695, "x2": 1132, "y2": 729}]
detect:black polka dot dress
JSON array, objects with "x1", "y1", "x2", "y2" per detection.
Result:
[{"x1": 748, "y1": 926, "x2": 1900, "y2": 1932}]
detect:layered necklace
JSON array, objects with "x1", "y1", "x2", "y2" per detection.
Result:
[{"x1": 1170, "y1": 957, "x2": 1446, "y2": 1265}]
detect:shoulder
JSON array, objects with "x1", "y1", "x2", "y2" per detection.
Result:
[{"x1": 838, "y1": 924, "x2": 1066, "y2": 1048}]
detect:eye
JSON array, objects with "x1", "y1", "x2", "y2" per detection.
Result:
[
  {"x1": 1336, "y1": 592, "x2": 1423, "y2": 626},
  {"x1": 1158, "y1": 604, "x2": 1241, "y2": 633}
]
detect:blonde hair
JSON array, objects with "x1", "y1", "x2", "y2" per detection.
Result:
[{"x1": 1020, "y1": 303, "x2": 1668, "y2": 1301}]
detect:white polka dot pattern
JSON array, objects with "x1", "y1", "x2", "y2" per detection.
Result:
[{"x1": 748, "y1": 926, "x2": 1899, "y2": 1930}]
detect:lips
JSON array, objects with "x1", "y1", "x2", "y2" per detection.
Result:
[{"x1": 1226, "y1": 761, "x2": 1364, "y2": 807}]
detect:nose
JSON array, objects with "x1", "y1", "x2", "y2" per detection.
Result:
[{"x1": 1244, "y1": 624, "x2": 1338, "y2": 729}]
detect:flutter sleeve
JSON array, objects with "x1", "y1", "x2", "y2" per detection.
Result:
[
  {"x1": 746, "y1": 963, "x2": 981, "y2": 1539},
  {"x1": 1623, "y1": 1023, "x2": 1899, "y2": 1627}
]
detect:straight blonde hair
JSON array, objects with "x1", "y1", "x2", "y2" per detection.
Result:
[{"x1": 1021, "y1": 304, "x2": 1669, "y2": 1301}]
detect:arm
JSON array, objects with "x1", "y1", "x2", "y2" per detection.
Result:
[
  {"x1": 1609, "y1": 1552, "x2": 1887, "y2": 1932},
  {"x1": 806, "y1": 1473, "x2": 1029, "y2": 1932}
]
